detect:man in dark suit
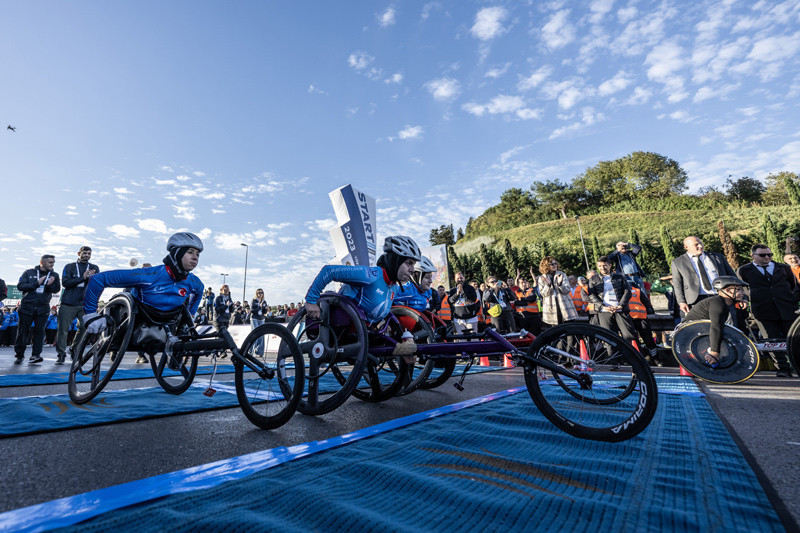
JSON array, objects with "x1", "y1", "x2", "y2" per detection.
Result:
[
  {"x1": 671, "y1": 236, "x2": 736, "y2": 315},
  {"x1": 737, "y1": 243, "x2": 799, "y2": 377}
]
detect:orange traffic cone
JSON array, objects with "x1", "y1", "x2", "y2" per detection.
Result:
[
  {"x1": 503, "y1": 353, "x2": 514, "y2": 367},
  {"x1": 479, "y1": 356, "x2": 490, "y2": 366},
  {"x1": 679, "y1": 365, "x2": 692, "y2": 376},
  {"x1": 579, "y1": 339, "x2": 590, "y2": 370}
]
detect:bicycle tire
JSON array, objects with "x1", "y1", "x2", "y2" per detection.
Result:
[
  {"x1": 67, "y1": 295, "x2": 133, "y2": 404},
  {"x1": 522, "y1": 323, "x2": 658, "y2": 442},
  {"x1": 389, "y1": 306, "x2": 436, "y2": 396},
  {"x1": 235, "y1": 323, "x2": 304, "y2": 429},
  {"x1": 150, "y1": 351, "x2": 200, "y2": 395}
]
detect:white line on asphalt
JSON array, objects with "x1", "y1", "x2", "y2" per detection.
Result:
[{"x1": 787, "y1": 442, "x2": 800, "y2": 446}]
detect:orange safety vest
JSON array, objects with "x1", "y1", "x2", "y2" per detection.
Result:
[
  {"x1": 514, "y1": 289, "x2": 539, "y2": 314},
  {"x1": 570, "y1": 286, "x2": 587, "y2": 313},
  {"x1": 628, "y1": 287, "x2": 647, "y2": 320},
  {"x1": 437, "y1": 298, "x2": 451, "y2": 322}
]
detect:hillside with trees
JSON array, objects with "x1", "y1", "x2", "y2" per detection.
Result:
[{"x1": 429, "y1": 151, "x2": 800, "y2": 284}]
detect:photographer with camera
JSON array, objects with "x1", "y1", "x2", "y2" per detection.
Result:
[
  {"x1": 608, "y1": 241, "x2": 646, "y2": 292},
  {"x1": 447, "y1": 271, "x2": 481, "y2": 334}
]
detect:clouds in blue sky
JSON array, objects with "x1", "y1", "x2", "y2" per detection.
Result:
[{"x1": 1, "y1": 0, "x2": 799, "y2": 303}]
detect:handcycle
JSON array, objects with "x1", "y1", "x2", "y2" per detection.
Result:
[
  {"x1": 282, "y1": 293, "x2": 658, "y2": 442},
  {"x1": 67, "y1": 292, "x2": 305, "y2": 430},
  {"x1": 672, "y1": 315, "x2": 800, "y2": 384}
]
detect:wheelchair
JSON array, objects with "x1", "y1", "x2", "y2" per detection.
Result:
[{"x1": 67, "y1": 292, "x2": 306, "y2": 430}]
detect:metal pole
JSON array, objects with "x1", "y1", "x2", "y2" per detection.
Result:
[
  {"x1": 575, "y1": 215, "x2": 591, "y2": 272},
  {"x1": 241, "y1": 243, "x2": 249, "y2": 303},
  {"x1": 221, "y1": 273, "x2": 229, "y2": 286}
]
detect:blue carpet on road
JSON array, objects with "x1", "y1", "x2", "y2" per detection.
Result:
[
  {"x1": 0, "y1": 365, "x2": 238, "y2": 387},
  {"x1": 4, "y1": 377, "x2": 779, "y2": 533},
  {"x1": 0, "y1": 366, "x2": 500, "y2": 437}
]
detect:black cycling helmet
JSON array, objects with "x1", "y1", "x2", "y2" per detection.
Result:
[{"x1": 712, "y1": 276, "x2": 748, "y2": 292}]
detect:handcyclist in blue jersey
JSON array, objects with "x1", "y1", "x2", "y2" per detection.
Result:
[
  {"x1": 82, "y1": 232, "x2": 205, "y2": 334},
  {"x1": 304, "y1": 235, "x2": 421, "y2": 323},
  {"x1": 393, "y1": 256, "x2": 438, "y2": 313}
]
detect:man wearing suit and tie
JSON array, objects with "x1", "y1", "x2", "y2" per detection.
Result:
[
  {"x1": 737, "y1": 243, "x2": 799, "y2": 377},
  {"x1": 671, "y1": 236, "x2": 736, "y2": 315}
]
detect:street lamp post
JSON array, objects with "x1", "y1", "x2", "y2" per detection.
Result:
[
  {"x1": 574, "y1": 215, "x2": 591, "y2": 272},
  {"x1": 241, "y1": 243, "x2": 249, "y2": 303},
  {"x1": 220, "y1": 273, "x2": 229, "y2": 286}
]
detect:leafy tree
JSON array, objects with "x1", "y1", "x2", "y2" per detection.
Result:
[
  {"x1": 456, "y1": 227, "x2": 464, "y2": 241},
  {"x1": 697, "y1": 185, "x2": 726, "y2": 202},
  {"x1": 725, "y1": 176, "x2": 765, "y2": 203},
  {"x1": 429, "y1": 224, "x2": 455, "y2": 246},
  {"x1": 660, "y1": 226, "x2": 676, "y2": 269},
  {"x1": 530, "y1": 179, "x2": 582, "y2": 218},
  {"x1": 621, "y1": 151, "x2": 688, "y2": 199}
]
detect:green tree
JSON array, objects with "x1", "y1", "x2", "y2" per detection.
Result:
[
  {"x1": 621, "y1": 151, "x2": 688, "y2": 199},
  {"x1": 501, "y1": 238, "x2": 517, "y2": 278},
  {"x1": 762, "y1": 214, "x2": 781, "y2": 255},
  {"x1": 660, "y1": 226, "x2": 676, "y2": 270},
  {"x1": 446, "y1": 246, "x2": 459, "y2": 286},
  {"x1": 717, "y1": 220, "x2": 739, "y2": 270},
  {"x1": 530, "y1": 179, "x2": 582, "y2": 218},
  {"x1": 591, "y1": 235, "x2": 600, "y2": 266},
  {"x1": 478, "y1": 244, "x2": 492, "y2": 282},
  {"x1": 725, "y1": 176, "x2": 765, "y2": 203},
  {"x1": 455, "y1": 227, "x2": 464, "y2": 241},
  {"x1": 429, "y1": 224, "x2": 455, "y2": 246},
  {"x1": 785, "y1": 176, "x2": 800, "y2": 206},
  {"x1": 696, "y1": 185, "x2": 726, "y2": 202}
]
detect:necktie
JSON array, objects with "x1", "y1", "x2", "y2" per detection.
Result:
[
  {"x1": 761, "y1": 266, "x2": 771, "y2": 281},
  {"x1": 695, "y1": 255, "x2": 712, "y2": 291}
]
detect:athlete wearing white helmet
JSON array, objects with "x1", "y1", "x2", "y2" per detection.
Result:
[
  {"x1": 394, "y1": 255, "x2": 439, "y2": 313},
  {"x1": 304, "y1": 235, "x2": 421, "y2": 322},
  {"x1": 83, "y1": 232, "x2": 205, "y2": 334}
]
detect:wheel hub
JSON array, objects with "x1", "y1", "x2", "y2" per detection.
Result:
[
  {"x1": 311, "y1": 343, "x2": 325, "y2": 359},
  {"x1": 577, "y1": 372, "x2": 593, "y2": 390}
]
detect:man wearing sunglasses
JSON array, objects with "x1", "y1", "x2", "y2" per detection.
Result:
[
  {"x1": 737, "y1": 244, "x2": 799, "y2": 377},
  {"x1": 671, "y1": 236, "x2": 736, "y2": 315}
]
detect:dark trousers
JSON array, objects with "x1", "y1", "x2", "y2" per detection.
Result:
[
  {"x1": 45, "y1": 329, "x2": 57, "y2": 345},
  {"x1": 596, "y1": 311, "x2": 637, "y2": 343},
  {"x1": 516, "y1": 313, "x2": 542, "y2": 335},
  {"x1": 490, "y1": 309, "x2": 517, "y2": 334},
  {"x1": 632, "y1": 319, "x2": 658, "y2": 350},
  {"x1": 15, "y1": 307, "x2": 47, "y2": 357},
  {"x1": 5, "y1": 327, "x2": 17, "y2": 346},
  {"x1": 755, "y1": 318, "x2": 794, "y2": 370}
]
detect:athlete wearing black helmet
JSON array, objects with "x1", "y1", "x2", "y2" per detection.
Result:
[
  {"x1": 683, "y1": 276, "x2": 748, "y2": 367},
  {"x1": 304, "y1": 235, "x2": 421, "y2": 323}
]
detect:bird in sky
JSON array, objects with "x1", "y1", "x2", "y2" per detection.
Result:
[{"x1": 6, "y1": 125, "x2": 15, "y2": 132}]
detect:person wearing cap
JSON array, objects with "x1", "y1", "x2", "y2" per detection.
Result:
[
  {"x1": 82, "y1": 233, "x2": 205, "y2": 336},
  {"x1": 683, "y1": 276, "x2": 749, "y2": 367},
  {"x1": 304, "y1": 236, "x2": 421, "y2": 324},
  {"x1": 55, "y1": 246, "x2": 100, "y2": 364}
]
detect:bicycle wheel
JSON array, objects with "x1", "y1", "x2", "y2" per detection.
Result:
[
  {"x1": 284, "y1": 294, "x2": 368, "y2": 415},
  {"x1": 522, "y1": 323, "x2": 658, "y2": 442},
  {"x1": 787, "y1": 315, "x2": 800, "y2": 376},
  {"x1": 67, "y1": 294, "x2": 134, "y2": 404},
  {"x1": 390, "y1": 306, "x2": 436, "y2": 396},
  {"x1": 236, "y1": 323, "x2": 304, "y2": 429},
  {"x1": 150, "y1": 350, "x2": 199, "y2": 395}
]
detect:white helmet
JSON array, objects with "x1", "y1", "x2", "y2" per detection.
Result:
[
  {"x1": 382, "y1": 235, "x2": 421, "y2": 261},
  {"x1": 167, "y1": 232, "x2": 204, "y2": 253},
  {"x1": 415, "y1": 256, "x2": 436, "y2": 274}
]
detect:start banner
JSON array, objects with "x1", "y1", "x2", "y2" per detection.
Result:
[{"x1": 329, "y1": 185, "x2": 377, "y2": 266}]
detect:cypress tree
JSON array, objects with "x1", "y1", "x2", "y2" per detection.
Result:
[
  {"x1": 717, "y1": 220, "x2": 739, "y2": 270},
  {"x1": 446, "y1": 246, "x2": 459, "y2": 288},
  {"x1": 478, "y1": 244, "x2": 492, "y2": 282},
  {"x1": 502, "y1": 238, "x2": 518, "y2": 278},
  {"x1": 784, "y1": 176, "x2": 800, "y2": 206},
  {"x1": 591, "y1": 235, "x2": 600, "y2": 265},
  {"x1": 660, "y1": 226, "x2": 675, "y2": 270},
  {"x1": 762, "y1": 214, "x2": 781, "y2": 255}
]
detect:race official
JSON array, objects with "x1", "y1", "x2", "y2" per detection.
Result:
[
  {"x1": 55, "y1": 246, "x2": 99, "y2": 364},
  {"x1": 15, "y1": 255, "x2": 61, "y2": 364}
]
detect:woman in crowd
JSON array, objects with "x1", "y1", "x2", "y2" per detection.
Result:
[
  {"x1": 214, "y1": 285, "x2": 233, "y2": 332},
  {"x1": 482, "y1": 276, "x2": 517, "y2": 333},
  {"x1": 535, "y1": 256, "x2": 578, "y2": 328}
]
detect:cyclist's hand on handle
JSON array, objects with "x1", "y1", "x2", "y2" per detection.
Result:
[
  {"x1": 305, "y1": 302, "x2": 321, "y2": 320},
  {"x1": 679, "y1": 303, "x2": 690, "y2": 315}
]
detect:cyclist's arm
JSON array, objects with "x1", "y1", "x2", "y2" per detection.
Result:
[
  {"x1": 305, "y1": 265, "x2": 378, "y2": 305},
  {"x1": 83, "y1": 269, "x2": 150, "y2": 314},
  {"x1": 186, "y1": 278, "x2": 204, "y2": 315}
]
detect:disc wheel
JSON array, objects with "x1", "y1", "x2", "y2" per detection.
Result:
[
  {"x1": 522, "y1": 323, "x2": 658, "y2": 442},
  {"x1": 672, "y1": 320, "x2": 760, "y2": 384},
  {"x1": 150, "y1": 348, "x2": 199, "y2": 395},
  {"x1": 284, "y1": 294, "x2": 368, "y2": 415},
  {"x1": 68, "y1": 294, "x2": 134, "y2": 404},
  {"x1": 236, "y1": 323, "x2": 305, "y2": 429},
  {"x1": 386, "y1": 306, "x2": 435, "y2": 396}
]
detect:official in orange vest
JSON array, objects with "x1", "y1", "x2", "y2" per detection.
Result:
[
  {"x1": 629, "y1": 286, "x2": 663, "y2": 366},
  {"x1": 436, "y1": 285, "x2": 451, "y2": 323},
  {"x1": 514, "y1": 279, "x2": 542, "y2": 334},
  {"x1": 569, "y1": 275, "x2": 588, "y2": 316}
]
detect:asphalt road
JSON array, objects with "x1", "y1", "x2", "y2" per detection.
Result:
[{"x1": 0, "y1": 345, "x2": 798, "y2": 531}]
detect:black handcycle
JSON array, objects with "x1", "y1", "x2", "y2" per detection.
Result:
[{"x1": 67, "y1": 293, "x2": 305, "y2": 430}]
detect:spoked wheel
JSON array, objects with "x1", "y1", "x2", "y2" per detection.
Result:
[
  {"x1": 237, "y1": 323, "x2": 305, "y2": 429},
  {"x1": 385, "y1": 306, "x2": 435, "y2": 396},
  {"x1": 522, "y1": 323, "x2": 658, "y2": 442},
  {"x1": 788, "y1": 315, "x2": 800, "y2": 376},
  {"x1": 150, "y1": 349, "x2": 199, "y2": 395},
  {"x1": 348, "y1": 317, "x2": 411, "y2": 403},
  {"x1": 68, "y1": 294, "x2": 134, "y2": 404},
  {"x1": 285, "y1": 294, "x2": 368, "y2": 415}
]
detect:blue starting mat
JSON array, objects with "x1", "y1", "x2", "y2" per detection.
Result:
[
  {"x1": 0, "y1": 364, "x2": 238, "y2": 388},
  {"x1": 1, "y1": 376, "x2": 782, "y2": 532},
  {"x1": 0, "y1": 366, "x2": 502, "y2": 437}
]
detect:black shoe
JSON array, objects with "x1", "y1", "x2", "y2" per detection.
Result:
[
  {"x1": 776, "y1": 370, "x2": 792, "y2": 378},
  {"x1": 29, "y1": 356, "x2": 44, "y2": 364},
  {"x1": 13, "y1": 356, "x2": 23, "y2": 365}
]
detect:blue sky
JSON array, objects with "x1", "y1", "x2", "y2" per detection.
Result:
[{"x1": 1, "y1": 1, "x2": 799, "y2": 304}]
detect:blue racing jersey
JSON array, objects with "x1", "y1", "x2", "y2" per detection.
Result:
[
  {"x1": 84, "y1": 265, "x2": 204, "y2": 315},
  {"x1": 305, "y1": 265, "x2": 396, "y2": 323},
  {"x1": 393, "y1": 282, "x2": 430, "y2": 313}
]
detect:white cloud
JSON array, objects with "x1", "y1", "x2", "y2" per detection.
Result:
[
  {"x1": 424, "y1": 77, "x2": 461, "y2": 101},
  {"x1": 668, "y1": 110, "x2": 692, "y2": 123},
  {"x1": 625, "y1": 86, "x2": 652, "y2": 105},
  {"x1": 174, "y1": 204, "x2": 196, "y2": 221},
  {"x1": 397, "y1": 125, "x2": 423, "y2": 140},
  {"x1": 378, "y1": 6, "x2": 396, "y2": 27},
  {"x1": 747, "y1": 34, "x2": 800, "y2": 63},
  {"x1": 107, "y1": 224, "x2": 140, "y2": 238},
  {"x1": 597, "y1": 70, "x2": 633, "y2": 96},
  {"x1": 138, "y1": 219, "x2": 169, "y2": 234},
  {"x1": 541, "y1": 79, "x2": 594, "y2": 110},
  {"x1": 485, "y1": 63, "x2": 511, "y2": 79},
  {"x1": 113, "y1": 187, "x2": 131, "y2": 195},
  {"x1": 588, "y1": 0, "x2": 615, "y2": 24},
  {"x1": 645, "y1": 41, "x2": 688, "y2": 102},
  {"x1": 549, "y1": 107, "x2": 605, "y2": 139},
  {"x1": 541, "y1": 9, "x2": 575, "y2": 50},
  {"x1": 41, "y1": 225, "x2": 96, "y2": 246},
  {"x1": 461, "y1": 95, "x2": 541, "y2": 120},
  {"x1": 517, "y1": 66, "x2": 553, "y2": 91},
  {"x1": 693, "y1": 84, "x2": 739, "y2": 103},
  {"x1": 470, "y1": 6, "x2": 508, "y2": 41},
  {"x1": 617, "y1": 6, "x2": 637, "y2": 24},
  {"x1": 420, "y1": 2, "x2": 441, "y2": 21},
  {"x1": 308, "y1": 84, "x2": 329, "y2": 95},
  {"x1": 347, "y1": 51, "x2": 374, "y2": 70},
  {"x1": 385, "y1": 73, "x2": 403, "y2": 84}
]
